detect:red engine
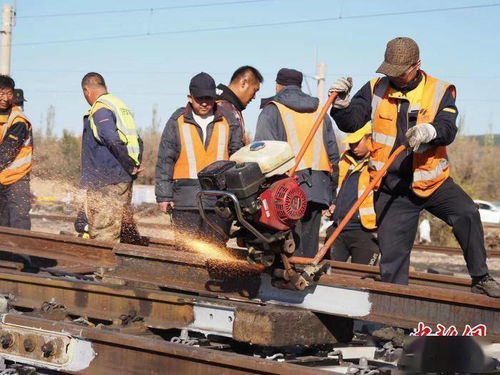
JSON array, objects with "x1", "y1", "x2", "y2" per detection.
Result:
[{"x1": 257, "y1": 177, "x2": 307, "y2": 231}]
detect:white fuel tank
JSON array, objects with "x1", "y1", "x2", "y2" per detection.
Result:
[{"x1": 230, "y1": 141, "x2": 295, "y2": 177}]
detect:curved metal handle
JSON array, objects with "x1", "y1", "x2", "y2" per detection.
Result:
[{"x1": 196, "y1": 190, "x2": 274, "y2": 245}]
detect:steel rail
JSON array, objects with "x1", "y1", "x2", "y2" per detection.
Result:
[
  {"x1": 0, "y1": 258, "x2": 498, "y2": 344},
  {"x1": 412, "y1": 243, "x2": 500, "y2": 257},
  {"x1": 108, "y1": 245, "x2": 500, "y2": 340},
  {"x1": 0, "y1": 226, "x2": 492, "y2": 296},
  {"x1": 31, "y1": 213, "x2": 500, "y2": 257},
  {"x1": 31, "y1": 212, "x2": 500, "y2": 230},
  {"x1": 0, "y1": 313, "x2": 335, "y2": 375},
  {"x1": 31, "y1": 212, "x2": 171, "y2": 231},
  {"x1": 0, "y1": 226, "x2": 493, "y2": 297}
]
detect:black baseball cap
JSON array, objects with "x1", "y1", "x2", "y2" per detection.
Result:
[
  {"x1": 189, "y1": 72, "x2": 216, "y2": 98},
  {"x1": 14, "y1": 89, "x2": 26, "y2": 105},
  {"x1": 276, "y1": 68, "x2": 303, "y2": 87}
]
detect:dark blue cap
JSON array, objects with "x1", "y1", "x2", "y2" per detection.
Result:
[
  {"x1": 276, "y1": 68, "x2": 303, "y2": 87},
  {"x1": 189, "y1": 72, "x2": 216, "y2": 98}
]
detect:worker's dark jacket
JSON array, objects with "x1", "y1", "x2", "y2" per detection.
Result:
[
  {"x1": 330, "y1": 72, "x2": 458, "y2": 193},
  {"x1": 80, "y1": 108, "x2": 143, "y2": 190},
  {"x1": 254, "y1": 85, "x2": 340, "y2": 207},
  {"x1": 155, "y1": 104, "x2": 244, "y2": 210},
  {"x1": 217, "y1": 84, "x2": 246, "y2": 133}
]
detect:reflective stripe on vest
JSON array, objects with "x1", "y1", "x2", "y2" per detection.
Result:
[
  {"x1": 370, "y1": 78, "x2": 390, "y2": 123},
  {"x1": 272, "y1": 101, "x2": 331, "y2": 172},
  {"x1": 370, "y1": 77, "x2": 396, "y2": 169},
  {"x1": 369, "y1": 160, "x2": 385, "y2": 171},
  {"x1": 5, "y1": 154, "x2": 32, "y2": 170},
  {"x1": 283, "y1": 110, "x2": 306, "y2": 170},
  {"x1": 432, "y1": 80, "x2": 447, "y2": 116},
  {"x1": 337, "y1": 152, "x2": 376, "y2": 230},
  {"x1": 0, "y1": 106, "x2": 33, "y2": 185},
  {"x1": 173, "y1": 115, "x2": 230, "y2": 179},
  {"x1": 216, "y1": 124, "x2": 227, "y2": 161},
  {"x1": 369, "y1": 71, "x2": 453, "y2": 197},
  {"x1": 413, "y1": 158, "x2": 448, "y2": 182},
  {"x1": 181, "y1": 123, "x2": 199, "y2": 179},
  {"x1": 371, "y1": 132, "x2": 396, "y2": 148},
  {"x1": 89, "y1": 93, "x2": 141, "y2": 166},
  {"x1": 359, "y1": 204, "x2": 375, "y2": 217}
]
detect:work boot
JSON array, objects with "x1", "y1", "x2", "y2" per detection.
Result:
[{"x1": 471, "y1": 274, "x2": 500, "y2": 298}]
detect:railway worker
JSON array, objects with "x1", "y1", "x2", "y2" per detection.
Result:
[
  {"x1": 324, "y1": 122, "x2": 379, "y2": 265},
  {"x1": 216, "y1": 65, "x2": 264, "y2": 145},
  {"x1": 0, "y1": 76, "x2": 33, "y2": 230},
  {"x1": 329, "y1": 37, "x2": 500, "y2": 297},
  {"x1": 155, "y1": 72, "x2": 244, "y2": 247},
  {"x1": 254, "y1": 68, "x2": 340, "y2": 258},
  {"x1": 80, "y1": 72, "x2": 144, "y2": 243}
]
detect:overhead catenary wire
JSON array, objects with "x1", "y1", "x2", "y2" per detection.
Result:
[
  {"x1": 16, "y1": 0, "x2": 275, "y2": 19},
  {"x1": 11, "y1": 3, "x2": 500, "y2": 47}
]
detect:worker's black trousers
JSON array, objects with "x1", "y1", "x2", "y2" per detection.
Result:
[
  {"x1": 294, "y1": 202, "x2": 324, "y2": 258},
  {"x1": 171, "y1": 210, "x2": 231, "y2": 248},
  {"x1": 375, "y1": 177, "x2": 488, "y2": 285},
  {"x1": 327, "y1": 227, "x2": 380, "y2": 266},
  {"x1": 0, "y1": 177, "x2": 31, "y2": 230}
]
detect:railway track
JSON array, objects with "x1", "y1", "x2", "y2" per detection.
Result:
[
  {"x1": 0, "y1": 227, "x2": 498, "y2": 336},
  {"x1": 31, "y1": 212, "x2": 500, "y2": 257},
  {"x1": 0, "y1": 228, "x2": 381, "y2": 374},
  {"x1": 0, "y1": 227, "x2": 498, "y2": 373}
]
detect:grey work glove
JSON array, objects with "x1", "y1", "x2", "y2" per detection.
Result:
[
  {"x1": 405, "y1": 123, "x2": 437, "y2": 152},
  {"x1": 329, "y1": 77, "x2": 353, "y2": 109}
]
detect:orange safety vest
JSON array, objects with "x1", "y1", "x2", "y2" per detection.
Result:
[
  {"x1": 272, "y1": 101, "x2": 331, "y2": 173},
  {"x1": 369, "y1": 71, "x2": 454, "y2": 197},
  {"x1": 172, "y1": 114, "x2": 230, "y2": 179},
  {"x1": 338, "y1": 152, "x2": 376, "y2": 230},
  {"x1": 0, "y1": 106, "x2": 33, "y2": 185}
]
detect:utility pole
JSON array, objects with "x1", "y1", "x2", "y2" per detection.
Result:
[
  {"x1": 1, "y1": 4, "x2": 15, "y2": 75},
  {"x1": 315, "y1": 62, "x2": 326, "y2": 103}
]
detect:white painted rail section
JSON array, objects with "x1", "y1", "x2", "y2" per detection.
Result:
[{"x1": 257, "y1": 275, "x2": 372, "y2": 318}]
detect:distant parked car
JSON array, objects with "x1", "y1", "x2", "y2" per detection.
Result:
[{"x1": 474, "y1": 200, "x2": 500, "y2": 224}]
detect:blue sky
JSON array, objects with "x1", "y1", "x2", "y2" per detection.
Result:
[{"x1": 5, "y1": 0, "x2": 500, "y2": 137}]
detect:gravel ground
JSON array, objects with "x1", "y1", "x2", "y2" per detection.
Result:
[{"x1": 410, "y1": 250, "x2": 500, "y2": 279}]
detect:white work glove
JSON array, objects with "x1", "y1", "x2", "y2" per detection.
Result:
[
  {"x1": 405, "y1": 123, "x2": 437, "y2": 152},
  {"x1": 329, "y1": 77, "x2": 353, "y2": 109}
]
